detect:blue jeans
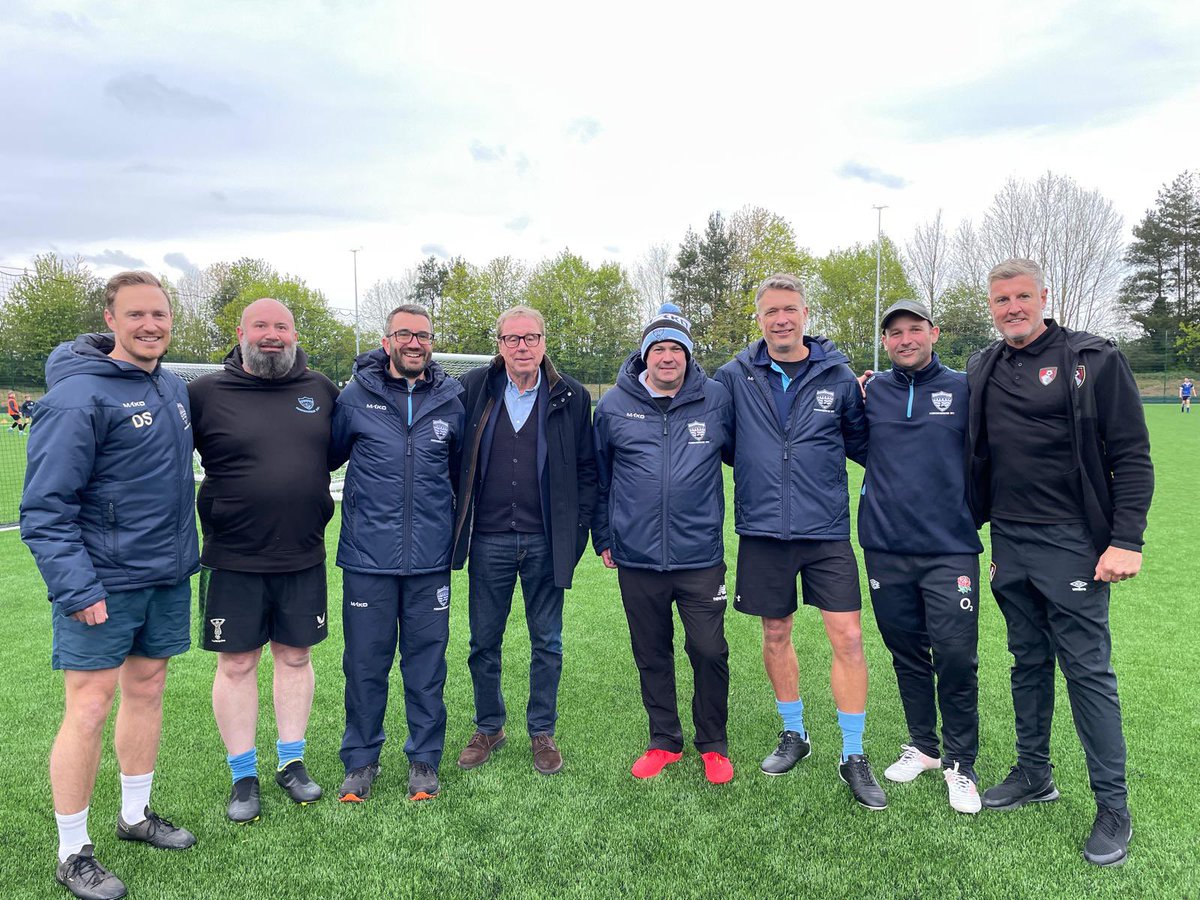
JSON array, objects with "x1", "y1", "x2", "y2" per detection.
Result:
[{"x1": 467, "y1": 531, "x2": 563, "y2": 736}]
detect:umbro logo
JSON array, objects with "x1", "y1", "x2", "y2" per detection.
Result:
[{"x1": 1069, "y1": 580, "x2": 1089, "y2": 592}]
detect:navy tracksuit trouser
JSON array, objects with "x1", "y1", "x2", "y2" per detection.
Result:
[
  {"x1": 865, "y1": 551, "x2": 980, "y2": 769},
  {"x1": 989, "y1": 519, "x2": 1127, "y2": 809},
  {"x1": 340, "y1": 570, "x2": 451, "y2": 772}
]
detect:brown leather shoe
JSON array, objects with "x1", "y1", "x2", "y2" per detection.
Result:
[
  {"x1": 457, "y1": 730, "x2": 506, "y2": 769},
  {"x1": 532, "y1": 733, "x2": 563, "y2": 775}
]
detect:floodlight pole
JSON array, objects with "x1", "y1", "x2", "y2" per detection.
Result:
[
  {"x1": 872, "y1": 205, "x2": 888, "y2": 371},
  {"x1": 350, "y1": 247, "x2": 362, "y2": 357}
]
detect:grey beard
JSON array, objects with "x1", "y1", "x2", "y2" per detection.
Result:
[{"x1": 242, "y1": 339, "x2": 297, "y2": 379}]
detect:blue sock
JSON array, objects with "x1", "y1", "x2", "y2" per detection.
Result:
[
  {"x1": 838, "y1": 710, "x2": 865, "y2": 761},
  {"x1": 228, "y1": 748, "x2": 257, "y2": 785},
  {"x1": 276, "y1": 738, "x2": 306, "y2": 770},
  {"x1": 776, "y1": 698, "x2": 806, "y2": 739}
]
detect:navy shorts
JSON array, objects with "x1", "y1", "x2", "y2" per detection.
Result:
[
  {"x1": 733, "y1": 536, "x2": 862, "y2": 617},
  {"x1": 51, "y1": 580, "x2": 192, "y2": 671},
  {"x1": 199, "y1": 563, "x2": 328, "y2": 652}
]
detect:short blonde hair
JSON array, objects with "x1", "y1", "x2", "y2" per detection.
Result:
[
  {"x1": 104, "y1": 270, "x2": 170, "y2": 310},
  {"x1": 755, "y1": 273, "x2": 806, "y2": 307},
  {"x1": 496, "y1": 305, "x2": 545, "y2": 336},
  {"x1": 987, "y1": 258, "x2": 1045, "y2": 292}
]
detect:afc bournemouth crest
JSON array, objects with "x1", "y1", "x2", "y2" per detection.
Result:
[
  {"x1": 1039, "y1": 367, "x2": 1058, "y2": 386},
  {"x1": 432, "y1": 419, "x2": 450, "y2": 441},
  {"x1": 957, "y1": 575, "x2": 972, "y2": 594},
  {"x1": 815, "y1": 389, "x2": 835, "y2": 410},
  {"x1": 295, "y1": 396, "x2": 319, "y2": 413},
  {"x1": 1074, "y1": 365, "x2": 1086, "y2": 388},
  {"x1": 688, "y1": 420, "x2": 706, "y2": 441},
  {"x1": 932, "y1": 391, "x2": 953, "y2": 412}
]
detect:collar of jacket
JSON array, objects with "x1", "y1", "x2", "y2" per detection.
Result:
[
  {"x1": 354, "y1": 348, "x2": 452, "y2": 398},
  {"x1": 888, "y1": 352, "x2": 944, "y2": 385},
  {"x1": 221, "y1": 344, "x2": 311, "y2": 383},
  {"x1": 739, "y1": 335, "x2": 848, "y2": 375}
]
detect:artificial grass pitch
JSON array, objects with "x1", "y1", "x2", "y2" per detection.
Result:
[{"x1": 0, "y1": 406, "x2": 1194, "y2": 898}]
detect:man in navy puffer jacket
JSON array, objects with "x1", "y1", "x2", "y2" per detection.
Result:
[
  {"x1": 593, "y1": 305, "x2": 735, "y2": 784},
  {"x1": 859, "y1": 299, "x2": 984, "y2": 815},
  {"x1": 21, "y1": 271, "x2": 199, "y2": 900},
  {"x1": 330, "y1": 303, "x2": 464, "y2": 805},
  {"x1": 714, "y1": 272, "x2": 885, "y2": 810}
]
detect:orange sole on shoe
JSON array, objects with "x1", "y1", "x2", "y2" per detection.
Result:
[
  {"x1": 339, "y1": 794, "x2": 365, "y2": 803},
  {"x1": 408, "y1": 791, "x2": 439, "y2": 802}
]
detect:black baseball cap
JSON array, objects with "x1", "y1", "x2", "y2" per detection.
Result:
[{"x1": 881, "y1": 299, "x2": 933, "y2": 331}]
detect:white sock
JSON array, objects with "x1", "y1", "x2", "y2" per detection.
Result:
[
  {"x1": 56, "y1": 807, "x2": 91, "y2": 862},
  {"x1": 120, "y1": 771, "x2": 154, "y2": 825}
]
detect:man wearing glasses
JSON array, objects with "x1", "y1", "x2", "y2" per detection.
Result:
[
  {"x1": 331, "y1": 304, "x2": 465, "y2": 803},
  {"x1": 452, "y1": 305, "x2": 597, "y2": 775}
]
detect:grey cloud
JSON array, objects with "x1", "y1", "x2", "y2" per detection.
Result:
[
  {"x1": 565, "y1": 117, "x2": 601, "y2": 144},
  {"x1": 420, "y1": 244, "x2": 449, "y2": 259},
  {"x1": 891, "y1": 5, "x2": 1200, "y2": 137},
  {"x1": 469, "y1": 140, "x2": 506, "y2": 163},
  {"x1": 505, "y1": 215, "x2": 531, "y2": 233},
  {"x1": 164, "y1": 252, "x2": 198, "y2": 274},
  {"x1": 104, "y1": 73, "x2": 233, "y2": 118},
  {"x1": 83, "y1": 249, "x2": 147, "y2": 268},
  {"x1": 837, "y1": 161, "x2": 907, "y2": 190}
]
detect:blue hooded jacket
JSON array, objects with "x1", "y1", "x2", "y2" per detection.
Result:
[
  {"x1": 593, "y1": 352, "x2": 733, "y2": 571},
  {"x1": 858, "y1": 353, "x2": 982, "y2": 555},
  {"x1": 714, "y1": 336, "x2": 867, "y2": 541},
  {"x1": 331, "y1": 349, "x2": 465, "y2": 575},
  {"x1": 20, "y1": 335, "x2": 200, "y2": 616}
]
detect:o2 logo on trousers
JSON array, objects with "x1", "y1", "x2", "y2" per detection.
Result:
[{"x1": 130, "y1": 412, "x2": 154, "y2": 429}]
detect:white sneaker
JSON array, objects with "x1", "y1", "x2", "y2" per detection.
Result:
[
  {"x1": 883, "y1": 744, "x2": 941, "y2": 783},
  {"x1": 944, "y1": 762, "x2": 982, "y2": 814}
]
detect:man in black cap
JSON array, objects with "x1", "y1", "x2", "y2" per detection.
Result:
[
  {"x1": 860, "y1": 299, "x2": 984, "y2": 814},
  {"x1": 593, "y1": 304, "x2": 736, "y2": 783},
  {"x1": 967, "y1": 258, "x2": 1153, "y2": 866}
]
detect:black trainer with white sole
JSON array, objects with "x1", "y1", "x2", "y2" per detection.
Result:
[
  {"x1": 839, "y1": 754, "x2": 888, "y2": 810},
  {"x1": 981, "y1": 765, "x2": 1059, "y2": 811},
  {"x1": 760, "y1": 730, "x2": 811, "y2": 776}
]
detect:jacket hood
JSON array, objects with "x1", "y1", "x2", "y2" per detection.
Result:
[
  {"x1": 352, "y1": 347, "x2": 459, "y2": 399},
  {"x1": 740, "y1": 335, "x2": 849, "y2": 372},
  {"x1": 614, "y1": 349, "x2": 708, "y2": 405},
  {"x1": 221, "y1": 344, "x2": 311, "y2": 383},
  {"x1": 46, "y1": 333, "x2": 159, "y2": 388}
]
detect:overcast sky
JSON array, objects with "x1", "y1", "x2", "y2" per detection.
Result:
[{"x1": 2, "y1": 0, "x2": 1198, "y2": 316}]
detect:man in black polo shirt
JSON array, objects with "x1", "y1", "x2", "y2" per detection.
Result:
[
  {"x1": 190, "y1": 297, "x2": 339, "y2": 823},
  {"x1": 966, "y1": 258, "x2": 1153, "y2": 867}
]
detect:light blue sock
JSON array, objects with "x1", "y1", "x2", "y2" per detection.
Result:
[
  {"x1": 228, "y1": 747, "x2": 257, "y2": 784},
  {"x1": 276, "y1": 738, "x2": 306, "y2": 770},
  {"x1": 838, "y1": 710, "x2": 865, "y2": 761},
  {"x1": 776, "y1": 698, "x2": 807, "y2": 739}
]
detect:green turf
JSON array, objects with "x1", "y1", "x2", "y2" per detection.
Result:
[
  {"x1": 0, "y1": 406, "x2": 1195, "y2": 898},
  {"x1": 0, "y1": 427, "x2": 29, "y2": 525}
]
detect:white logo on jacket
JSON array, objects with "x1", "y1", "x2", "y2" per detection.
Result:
[
  {"x1": 432, "y1": 419, "x2": 450, "y2": 443},
  {"x1": 814, "y1": 389, "x2": 835, "y2": 413},
  {"x1": 295, "y1": 396, "x2": 319, "y2": 413},
  {"x1": 931, "y1": 391, "x2": 953, "y2": 413},
  {"x1": 435, "y1": 585, "x2": 450, "y2": 610}
]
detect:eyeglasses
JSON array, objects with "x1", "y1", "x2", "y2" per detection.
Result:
[
  {"x1": 498, "y1": 333, "x2": 543, "y2": 348},
  {"x1": 387, "y1": 329, "x2": 434, "y2": 345}
]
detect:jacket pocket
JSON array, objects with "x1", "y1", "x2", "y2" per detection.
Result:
[{"x1": 101, "y1": 494, "x2": 119, "y2": 562}]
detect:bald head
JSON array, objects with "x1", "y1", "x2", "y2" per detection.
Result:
[{"x1": 238, "y1": 297, "x2": 299, "y2": 379}]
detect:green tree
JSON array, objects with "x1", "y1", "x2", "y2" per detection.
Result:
[
  {"x1": 933, "y1": 282, "x2": 994, "y2": 370},
  {"x1": 437, "y1": 258, "x2": 495, "y2": 354},
  {"x1": 0, "y1": 254, "x2": 105, "y2": 384},
  {"x1": 808, "y1": 238, "x2": 913, "y2": 372}
]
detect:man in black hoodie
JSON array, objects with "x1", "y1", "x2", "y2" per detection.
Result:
[
  {"x1": 966, "y1": 259, "x2": 1153, "y2": 867},
  {"x1": 189, "y1": 298, "x2": 339, "y2": 824}
]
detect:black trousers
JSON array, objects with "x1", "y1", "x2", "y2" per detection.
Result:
[
  {"x1": 617, "y1": 564, "x2": 729, "y2": 755},
  {"x1": 990, "y1": 519, "x2": 1127, "y2": 808},
  {"x1": 865, "y1": 551, "x2": 980, "y2": 768}
]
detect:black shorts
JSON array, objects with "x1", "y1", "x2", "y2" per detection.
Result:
[
  {"x1": 733, "y1": 536, "x2": 862, "y2": 617},
  {"x1": 199, "y1": 563, "x2": 328, "y2": 652}
]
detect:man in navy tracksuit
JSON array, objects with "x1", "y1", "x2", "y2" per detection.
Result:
[
  {"x1": 968, "y1": 259, "x2": 1153, "y2": 867},
  {"x1": 859, "y1": 299, "x2": 984, "y2": 815},
  {"x1": 331, "y1": 303, "x2": 464, "y2": 804},
  {"x1": 593, "y1": 305, "x2": 735, "y2": 784},
  {"x1": 715, "y1": 273, "x2": 885, "y2": 810},
  {"x1": 22, "y1": 271, "x2": 199, "y2": 900}
]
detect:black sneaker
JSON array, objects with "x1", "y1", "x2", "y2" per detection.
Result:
[
  {"x1": 275, "y1": 760, "x2": 322, "y2": 804},
  {"x1": 839, "y1": 754, "x2": 888, "y2": 810},
  {"x1": 408, "y1": 762, "x2": 440, "y2": 801},
  {"x1": 760, "y1": 730, "x2": 812, "y2": 776},
  {"x1": 981, "y1": 765, "x2": 1059, "y2": 811},
  {"x1": 227, "y1": 776, "x2": 261, "y2": 824},
  {"x1": 116, "y1": 807, "x2": 196, "y2": 849},
  {"x1": 339, "y1": 763, "x2": 381, "y2": 803},
  {"x1": 55, "y1": 845, "x2": 127, "y2": 900},
  {"x1": 1083, "y1": 805, "x2": 1132, "y2": 867}
]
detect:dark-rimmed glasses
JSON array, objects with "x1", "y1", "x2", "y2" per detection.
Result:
[
  {"x1": 498, "y1": 333, "x2": 543, "y2": 348},
  {"x1": 387, "y1": 329, "x2": 434, "y2": 345}
]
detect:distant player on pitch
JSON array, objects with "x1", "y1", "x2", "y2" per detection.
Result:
[{"x1": 1180, "y1": 376, "x2": 1193, "y2": 413}]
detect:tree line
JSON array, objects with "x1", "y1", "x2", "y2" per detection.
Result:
[{"x1": 3, "y1": 169, "x2": 1195, "y2": 389}]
